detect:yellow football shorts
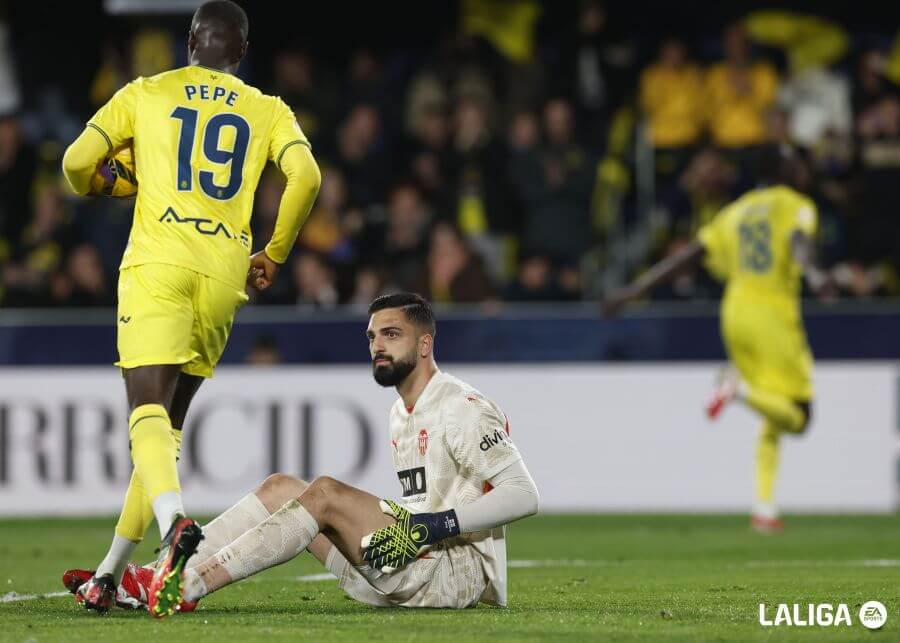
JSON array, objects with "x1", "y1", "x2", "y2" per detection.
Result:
[
  {"x1": 116, "y1": 263, "x2": 249, "y2": 378},
  {"x1": 720, "y1": 292, "x2": 813, "y2": 401}
]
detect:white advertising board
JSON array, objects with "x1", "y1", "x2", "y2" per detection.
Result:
[{"x1": 0, "y1": 363, "x2": 896, "y2": 515}]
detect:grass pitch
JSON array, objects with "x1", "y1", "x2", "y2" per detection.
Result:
[{"x1": 1, "y1": 514, "x2": 898, "y2": 641}]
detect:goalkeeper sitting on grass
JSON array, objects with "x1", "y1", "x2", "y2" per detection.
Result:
[{"x1": 65, "y1": 293, "x2": 539, "y2": 610}]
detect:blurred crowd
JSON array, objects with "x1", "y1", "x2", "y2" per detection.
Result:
[{"x1": 1, "y1": 2, "x2": 899, "y2": 309}]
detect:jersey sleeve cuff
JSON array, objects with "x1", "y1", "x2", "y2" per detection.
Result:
[
  {"x1": 275, "y1": 139, "x2": 311, "y2": 168},
  {"x1": 262, "y1": 243, "x2": 288, "y2": 265}
]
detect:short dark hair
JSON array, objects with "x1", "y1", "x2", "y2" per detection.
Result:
[
  {"x1": 193, "y1": 0, "x2": 249, "y2": 42},
  {"x1": 368, "y1": 293, "x2": 436, "y2": 337}
]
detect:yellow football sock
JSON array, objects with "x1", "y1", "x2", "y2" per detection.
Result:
[
  {"x1": 755, "y1": 420, "x2": 780, "y2": 504},
  {"x1": 128, "y1": 404, "x2": 180, "y2": 500},
  {"x1": 114, "y1": 426, "x2": 183, "y2": 542},
  {"x1": 114, "y1": 470, "x2": 155, "y2": 542},
  {"x1": 743, "y1": 387, "x2": 805, "y2": 433}
]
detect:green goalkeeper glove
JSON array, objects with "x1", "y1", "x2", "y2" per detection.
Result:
[{"x1": 360, "y1": 500, "x2": 460, "y2": 572}]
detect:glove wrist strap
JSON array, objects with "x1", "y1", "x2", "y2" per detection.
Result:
[{"x1": 423, "y1": 509, "x2": 461, "y2": 542}]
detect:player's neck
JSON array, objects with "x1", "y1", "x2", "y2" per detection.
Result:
[
  {"x1": 396, "y1": 361, "x2": 439, "y2": 410},
  {"x1": 190, "y1": 54, "x2": 239, "y2": 75}
]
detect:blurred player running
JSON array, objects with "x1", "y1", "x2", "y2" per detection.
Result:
[
  {"x1": 61, "y1": 0, "x2": 320, "y2": 616},
  {"x1": 604, "y1": 146, "x2": 832, "y2": 532},
  {"x1": 64, "y1": 293, "x2": 539, "y2": 611}
]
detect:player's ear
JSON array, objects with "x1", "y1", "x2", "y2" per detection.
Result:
[{"x1": 419, "y1": 333, "x2": 433, "y2": 358}]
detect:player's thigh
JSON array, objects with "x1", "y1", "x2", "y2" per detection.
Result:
[
  {"x1": 300, "y1": 476, "x2": 394, "y2": 567},
  {"x1": 116, "y1": 265, "x2": 198, "y2": 370},
  {"x1": 348, "y1": 544, "x2": 486, "y2": 608},
  {"x1": 755, "y1": 318, "x2": 813, "y2": 400},
  {"x1": 168, "y1": 372, "x2": 204, "y2": 429},
  {"x1": 182, "y1": 276, "x2": 249, "y2": 378},
  {"x1": 721, "y1": 317, "x2": 760, "y2": 384}
]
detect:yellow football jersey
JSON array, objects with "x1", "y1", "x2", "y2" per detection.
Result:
[
  {"x1": 88, "y1": 65, "x2": 309, "y2": 289},
  {"x1": 698, "y1": 185, "x2": 817, "y2": 300}
]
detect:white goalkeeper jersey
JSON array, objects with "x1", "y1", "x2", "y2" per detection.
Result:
[{"x1": 387, "y1": 370, "x2": 522, "y2": 606}]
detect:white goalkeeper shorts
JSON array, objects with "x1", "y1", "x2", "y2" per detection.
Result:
[{"x1": 324, "y1": 541, "x2": 486, "y2": 608}]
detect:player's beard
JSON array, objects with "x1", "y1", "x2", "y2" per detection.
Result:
[{"x1": 372, "y1": 351, "x2": 416, "y2": 387}]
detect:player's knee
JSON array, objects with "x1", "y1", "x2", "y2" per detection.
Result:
[
  {"x1": 795, "y1": 401, "x2": 812, "y2": 434},
  {"x1": 305, "y1": 476, "x2": 347, "y2": 514},
  {"x1": 256, "y1": 473, "x2": 309, "y2": 513}
]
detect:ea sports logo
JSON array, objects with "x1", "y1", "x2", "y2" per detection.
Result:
[{"x1": 859, "y1": 601, "x2": 887, "y2": 630}]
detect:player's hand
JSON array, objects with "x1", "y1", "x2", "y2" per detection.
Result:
[
  {"x1": 360, "y1": 500, "x2": 460, "y2": 573},
  {"x1": 248, "y1": 251, "x2": 279, "y2": 291}
]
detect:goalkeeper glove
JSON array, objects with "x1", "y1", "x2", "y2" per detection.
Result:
[{"x1": 360, "y1": 500, "x2": 460, "y2": 572}]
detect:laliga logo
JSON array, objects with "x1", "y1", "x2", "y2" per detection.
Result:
[{"x1": 758, "y1": 601, "x2": 887, "y2": 629}]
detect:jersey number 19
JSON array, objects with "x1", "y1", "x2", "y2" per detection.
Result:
[{"x1": 171, "y1": 107, "x2": 249, "y2": 200}]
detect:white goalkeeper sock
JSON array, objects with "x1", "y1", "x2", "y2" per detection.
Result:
[
  {"x1": 95, "y1": 534, "x2": 138, "y2": 583},
  {"x1": 194, "y1": 499, "x2": 319, "y2": 597},
  {"x1": 183, "y1": 568, "x2": 207, "y2": 603},
  {"x1": 189, "y1": 493, "x2": 270, "y2": 569}
]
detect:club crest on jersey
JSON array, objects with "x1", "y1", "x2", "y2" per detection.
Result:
[{"x1": 418, "y1": 429, "x2": 428, "y2": 456}]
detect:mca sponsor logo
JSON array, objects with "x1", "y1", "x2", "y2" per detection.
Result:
[
  {"x1": 159, "y1": 207, "x2": 250, "y2": 247},
  {"x1": 479, "y1": 428, "x2": 508, "y2": 452},
  {"x1": 758, "y1": 601, "x2": 887, "y2": 629},
  {"x1": 397, "y1": 466, "x2": 426, "y2": 497}
]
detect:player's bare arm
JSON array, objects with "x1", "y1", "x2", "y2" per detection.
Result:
[
  {"x1": 790, "y1": 229, "x2": 835, "y2": 298},
  {"x1": 603, "y1": 240, "x2": 706, "y2": 316}
]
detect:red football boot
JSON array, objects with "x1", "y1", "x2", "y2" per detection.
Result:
[
  {"x1": 64, "y1": 563, "x2": 154, "y2": 610},
  {"x1": 74, "y1": 574, "x2": 116, "y2": 614},
  {"x1": 706, "y1": 369, "x2": 739, "y2": 420},
  {"x1": 148, "y1": 516, "x2": 204, "y2": 619},
  {"x1": 751, "y1": 515, "x2": 785, "y2": 533}
]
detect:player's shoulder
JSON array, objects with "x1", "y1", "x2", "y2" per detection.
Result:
[{"x1": 432, "y1": 373, "x2": 504, "y2": 425}]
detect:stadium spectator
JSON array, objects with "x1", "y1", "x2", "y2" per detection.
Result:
[
  {"x1": 291, "y1": 251, "x2": 339, "y2": 309},
  {"x1": 51, "y1": 243, "x2": 113, "y2": 307},
  {"x1": 245, "y1": 334, "x2": 283, "y2": 365},
  {"x1": 640, "y1": 38, "x2": 704, "y2": 151},
  {"x1": 705, "y1": 23, "x2": 778, "y2": 149},
  {"x1": 414, "y1": 221, "x2": 495, "y2": 303},
  {"x1": 513, "y1": 98, "x2": 596, "y2": 260},
  {"x1": 299, "y1": 165, "x2": 355, "y2": 262},
  {"x1": 272, "y1": 49, "x2": 336, "y2": 150},
  {"x1": 334, "y1": 103, "x2": 391, "y2": 208},
  {"x1": 381, "y1": 182, "x2": 432, "y2": 290},
  {"x1": 505, "y1": 253, "x2": 565, "y2": 302},
  {"x1": 3, "y1": 179, "x2": 71, "y2": 306},
  {"x1": 404, "y1": 103, "x2": 456, "y2": 219},
  {"x1": 550, "y1": 0, "x2": 635, "y2": 143}
]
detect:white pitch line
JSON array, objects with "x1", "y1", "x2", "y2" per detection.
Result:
[
  {"x1": 1, "y1": 591, "x2": 69, "y2": 604},
  {"x1": 293, "y1": 573, "x2": 336, "y2": 582},
  {"x1": 744, "y1": 559, "x2": 900, "y2": 568},
  {"x1": 509, "y1": 559, "x2": 610, "y2": 568}
]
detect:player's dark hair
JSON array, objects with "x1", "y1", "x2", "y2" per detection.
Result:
[
  {"x1": 756, "y1": 143, "x2": 810, "y2": 190},
  {"x1": 193, "y1": 0, "x2": 249, "y2": 43},
  {"x1": 368, "y1": 293, "x2": 436, "y2": 337}
]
